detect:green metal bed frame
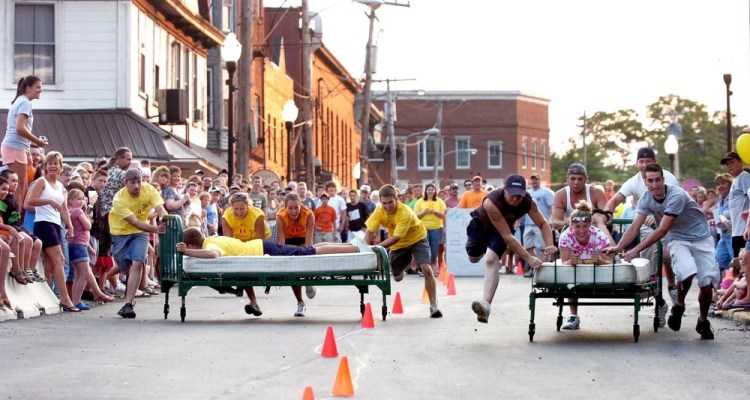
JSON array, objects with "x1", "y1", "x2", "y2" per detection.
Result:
[{"x1": 157, "y1": 215, "x2": 392, "y2": 322}]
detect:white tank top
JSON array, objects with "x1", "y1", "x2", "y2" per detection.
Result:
[
  {"x1": 564, "y1": 184, "x2": 592, "y2": 218},
  {"x1": 35, "y1": 177, "x2": 65, "y2": 226}
]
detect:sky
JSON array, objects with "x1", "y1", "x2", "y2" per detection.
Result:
[{"x1": 265, "y1": 0, "x2": 750, "y2": 155}]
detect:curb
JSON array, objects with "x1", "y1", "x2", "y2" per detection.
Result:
[{"x1": 711, "y1": 308, "x2": 750, "y2": 326}]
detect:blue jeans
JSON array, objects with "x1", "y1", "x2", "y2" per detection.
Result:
[
  {"x1": 715, "y1": 234, "x2": 733, "y2": 272},
  {"x1": 426, "y1": 228, "x2": 442, "y2": 264}
]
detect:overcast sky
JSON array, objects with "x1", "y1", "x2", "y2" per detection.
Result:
[{"x1": 265, "y1": 0, "x2": 750, "y2": 154}]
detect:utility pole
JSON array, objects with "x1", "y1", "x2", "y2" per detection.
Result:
[
  {"x1": 301, "y1": 0, "x2": 314, "y2": 188},
  {"x1": 432, "y1": 102, "x2": 444, "y2": 187},
  {"x1": 358, "y1": 8, "x2": 377, "y2": 186},
  {"x1": 579, "y1": 112, "x2": 587, "y2": 169},
  {"x1": 237, "y1": 0, "x2": 253, "y2": 180},
  {"x1": 386, "y1": 81, "x2": 397, "y2": 185}
]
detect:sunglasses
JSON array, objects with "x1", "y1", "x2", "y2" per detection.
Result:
[
  {"x1": 464, "y1": 184, "x2": 471, "y2": 187},
  {"x1": 571, "y1": 215, "x2": 591, "y2": 222}
]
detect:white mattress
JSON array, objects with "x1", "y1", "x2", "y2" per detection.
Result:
[
  {"x1": 535, "y1": 258, "x2": 654, "y2": 285},
  {"x1": 182, "y1": 251, "x2": 379, "y2": 274}
]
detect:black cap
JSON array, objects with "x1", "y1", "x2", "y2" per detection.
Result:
[
  {"x1": 636, "y1": 147, "x2": 656, "y2": 161},
  {"x1": 566, "y1": 163, "x2": 587, "y2": 177},
  {"x1": 721, "y1": 151, "x2": 742, "y2": 165},
  {"x1": 504, "y1": 174, "x2": 527, "y2": 196}
]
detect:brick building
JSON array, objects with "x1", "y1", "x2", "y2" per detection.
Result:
[{"x1": 371, "y1": 91, "x2": 550, "y2": 190}]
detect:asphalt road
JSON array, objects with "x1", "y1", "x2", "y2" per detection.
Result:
[{"x1": 2, "y1": 274, "x2": 749, "y2": 400}]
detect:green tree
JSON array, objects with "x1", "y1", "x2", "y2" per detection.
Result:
[{"x1": 585, "y1": 109, "x2": 647, "y2": 168}]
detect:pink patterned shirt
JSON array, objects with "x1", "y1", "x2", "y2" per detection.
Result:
[{"x1": 558, "y1": 226, "x2": 610, "y2": 260}]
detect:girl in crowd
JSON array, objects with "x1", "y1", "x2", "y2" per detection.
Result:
[
  {"x1": 0, "y1": 176, "x2": 34, "y2": 287},
  {"x1": 414, "y1": 183, "x2": 447, "y2": 276},
  {"x1": 222, "y1": 193, "x2": 271, "y2": 316},
  {"x1": 713, "y1": 173, "x2": 734, "y2": 273},
  {"x1": 184, "y1": 181, "x2": 202, "y2": 228},
  {"x1": 160, "y1": 166, "x2": 190, "y2": 222},
  {"x1": 1, "y1": 75, "x2": 48, "y2": 207},
  {"x1": 558, "y1": 200, "x2": 613, "y2": 330},
  {"x1": 67, "y1": 189, "x2": 106, "y2": 310},
  {"x1": 276, "y1": 193, "x2": 316, "y2": 316},
  {"x1": 24, "y1": 151, "x2": 79, "y2": 312},
  {"x1": 0, "y1": 170, "x2": 43, "y2": 283}
]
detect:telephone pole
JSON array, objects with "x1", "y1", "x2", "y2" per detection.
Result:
[
  {"x1": 301, "y1": 0, "x2": 314, "y2": 188},
  {"x1": 237, "y1": 0, "x2": 254, "y2": 179}
]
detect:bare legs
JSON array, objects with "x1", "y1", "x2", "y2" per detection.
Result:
[{"x1": 44, "y1": 245, "x2": 75, "y2": 308}]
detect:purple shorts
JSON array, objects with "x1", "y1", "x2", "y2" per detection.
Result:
[{"x1": 262, "y1": 240, "x2": 316, "y2": 256}]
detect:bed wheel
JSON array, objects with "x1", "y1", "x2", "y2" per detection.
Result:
[
  {"x1": 633, "y1": 324, "x2": 640, "y2": 342},
  {"x1": 528, "y1": 323, "x2": 536, "y2": 342},
  {"x1": 653, "y1": 316, "x2": 659, "y2": 332},
  {"x1": 164, "y1": 303, "x2": 169, "y2": 320},
  {"x1": 382, "y1": 305, "x2": 388, "y2": 321},
  {"x1": 180, "y1": 306, "x2": 186, "y2": 322},
  {"x1": 556, "y1": 315, "x2": 563, "y2": 331}
]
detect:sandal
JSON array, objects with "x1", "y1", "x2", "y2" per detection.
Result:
[
  {"x1": 9, "y1": 269, "x2": 28, "y2": 285},
  {"x1": 31, "y1": 270, "x2": 45, "y2": 283},
  {"x1": 93, "y1": 294, "x2": 115, "y2": 303},
  {"x1": 24, "y1": 268, "x2": 36, "y2": 282},
  {"x1": 135, "y1": 290, "x2": 150, "y2": 298},
  {"x1": 61, "y1": 303, "x2": 80, "y2": 312}
]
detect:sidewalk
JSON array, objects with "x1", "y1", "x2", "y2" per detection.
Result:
[{"x1": 711, "y1": 307, "x2": 750, "y2": 327}]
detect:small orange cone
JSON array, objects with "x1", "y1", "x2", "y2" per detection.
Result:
[
  {"x1": 392, "y1": 292, "x2": 404, "y2": 314},
  {"x1": 361, "y1": 303, "x2": 375, "y2": 328},
  {"x1": 331, "y1": 356, "x2": 355, "y2": 396},
  {"x1": 421, "y1": 287, "x2": 429, "y2": 303},
  {"x1": 516, "y1": 261, "x2": 524, "y2": 275},
  {"x1": 447, "y1": 273, "x2": 457, "y2": 295},
  {"x1": 321, "y1": 325, "x2": 338, "y2": 357},
  {"x1": 442, "y1": 266, "x2": 450, "y2": 286},
  {"x1": 302, "y1": 385, "x2": 315, "y2": 400}
]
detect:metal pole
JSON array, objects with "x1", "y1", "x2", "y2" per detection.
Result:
[
  {"x1": 724, "y1": 73, "x2": 733, "y2": 152},
  {"x1": 433, "y1": 102, "x2": 443, "y2": 187},
  {"x1": 581, "y1": 112, "x2": 587, "y2": 169},
  {"x1": 301, "y1": 0, "x2": 314, "y2": 188},
  {"x1": 358, "y1": 9, "x2": 377, "y2": 186},
  {"x1": 286, "y1": 122, "x2": 293, "y2": 183},
  {"x1": 237, "y1": 0, "x2": 253, "y2": 180},
  {"x1": 226, "y1": 62, "x2": 236, "y2": 178},
  {"x1": 387, "y1": 81, "x2": 397, "y2": 184}
]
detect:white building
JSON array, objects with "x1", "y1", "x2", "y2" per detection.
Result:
[{"x1": 0, "y1": 0, "x2": 226, "y2": 172}]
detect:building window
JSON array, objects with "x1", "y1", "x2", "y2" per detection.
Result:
[
  {"x1": 532, "y1": 139, "x2": 538, "y2": 169},
  {"x1": 139, "y1": 53, "x2": 146, "y2": 93},
  {"x1": 419, "y1": 138, "x2": 442, "y2": 170},
  {"x1": 154, "y1": 65, "x2": 160, "y2": 97},
  {"x1": 396, "y1": 137, "x2": 407, "y2": 170},
  {"x1": 222, "y1": 0, "x2": 235, "y2": 32},
  {"x1": 455, "y1": 137, "x2": 471, "y2": 169},
  {"x1": 488, "y1": 141, "x2": 503, "y2": 169},
  {"x1": 170, "y1": 42, "x2": 181, "y2": 88},
  {"x1": 541, "y1": 140, "x2": 547, "y2": 170},
  {"x1": 206, "y1": 70, "x2": 213, "y2": 127},
  {"x1": 14, "y1": 3, "x2": 55, "y2": 84},
  {"x1": 522, "y1": 138, "x2": 528, "y2": 168}
]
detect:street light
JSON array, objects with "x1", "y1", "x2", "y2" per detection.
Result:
[
  {"x1": 664, "y1": 134, "x2": 679, "y2": 181},
  {"x1": 433, "y1": 147, "x2": 478, "y2": 187},
  {"x1": 724, "y1": 73, "x2": 733, "y2": 152},
  {"x1": 392, "y1": 128, "x2": 438, "y2": 184},
  {"x1": 282, "y1": 99, "x2": 299, "y2": 183},
  {"x1": 220, "y1": 32, "x2": 242, "y2": 178}
]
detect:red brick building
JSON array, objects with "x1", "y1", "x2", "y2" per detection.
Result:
[{"x1": 371, "y1": 91, "x2": 550, "y2": 190}]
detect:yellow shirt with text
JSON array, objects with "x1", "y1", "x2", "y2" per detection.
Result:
[
  {"x1": 203, "y1": 236, "x2": 263, "y2": 256},
  {"x1": 414, "y1": 198, "x2": 447, "y2": 230},
  {"x1": 222, "y1": 206, "x2": 271, "y2": 241},
  {"x1": 365, "y1": 202, "x2": 426, "y2": 250},
  {"x1": 108, "y1": 184, "x2": 164, "y2": 236}
]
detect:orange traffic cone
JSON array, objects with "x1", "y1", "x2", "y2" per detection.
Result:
[
  {"x1": 447, "y1": 273, "x2": 457, "y2": 295},
  {"x1": 321, "y1": 325, "x2": 338, "y2": 357},
  {"x1": 302, "y1": 385, "x2": 315, "y2": 400},
  {"x1": 516, "y1": 261, "x2": 524, "y2": 275},
  {"x1": 392, "y1": 292, "x2": 404, "y2": 314},
  {"x1": 361, "y1": 303, "x2": 375, "y2": 328},
  {"x1": 331, "y1": 356, "x2": 355, "y2": 396},
  {"x1": 421, "y1": 287, "x2": 429, "y2": 303},
  {"x1": 441, "y1": 266, "x2": 450, "y2": 286}
]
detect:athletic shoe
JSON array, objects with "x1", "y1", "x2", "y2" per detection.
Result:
[
  {"x1": 430, "y1": 304, "x2": 443, "y2": 318},
  {"x1": 117, "y1": 303, "x2": 136, "y2": 319},
  {"x1": 523, "y1": 268, "x2": 534, "y2": 278},
  {"x1": 32, "y1": 271, "x2": 45, "y2": 282},
  {"x1": 657, "y1": 299, "x2": 668, "y2": 328},
  {"x1": 24, "y1": 268, "x2": 36, "y2": 283},
  {"x1": 499, "y1": 266, "x2": 507, "y2": 274},
  {"x1": 306, "y1": 286, "x2": 317, "y2": 299},
  {"x1": 75, "y1": 302, "x2": 91, "y2": 311},
  {"x1": 351, "y1": 238, "x2": 371, "y2": 253},
  {"x1": 695, "y1": 319, "x2": 714, "y2": 340},
  {"x1": 667, "y1": 304, "x2": 685, "y2": 331},
  {"x1": 294, "y1": 302, "x2": 306, "y2": 317},
  {"x1": 471, "y1": 300, "x2": 491, "y2": 323},
  {"x1": 244, "y1": 303, "x2": 263, "y2": 316},
  {"x1": 562, "y1": 315, "x2": 581, "y2": 330}
]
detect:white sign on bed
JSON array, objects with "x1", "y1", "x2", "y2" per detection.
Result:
[{"x1": 445, "y1": 208, "x2": 485, "y2": 277}]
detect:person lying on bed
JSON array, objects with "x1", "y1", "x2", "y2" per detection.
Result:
[{"x1": 557, "y1": 200, "x2": 613, "y2": 331}]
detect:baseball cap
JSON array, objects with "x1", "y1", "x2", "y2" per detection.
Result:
[
  {"x1": 209, "y1": 186, "x2": 221, "y2": 193},
  {"x1": 504, "y1": 174, "x2": 527, "y2": 196},
  {"x1": 567, "y1": 163, "x2": 587, "y2": 177},
  {"x1": 472, "y1": 175, "x2": 482, "y2": 182},
  {"x1": 450, "y1": 183, "x2": 460, "y2": 190},
  {"x1": 359, "y1": 185, "x2": 371, "y2": 193},
  {"x1": 530, "y1": 173, "x2": 541, "y2": 180},
  {"x1": 230, "y1": 184, "x2": 241, "y2": 191},
  {"x1": 320, "y1": 193, "x2": 330, "y2": 199},
  {"x1": 194, "y1": 169, "x2": 204, "y2": 175},
  {"x1": 721, "y1": 151, "x2": 742, "y2": 165},
  {"x1": 636, "y1": 147, "x2": 656, "y2": 161},
  {"x1": 123, "y1": 168, "x2": 142, "y2": 182}
]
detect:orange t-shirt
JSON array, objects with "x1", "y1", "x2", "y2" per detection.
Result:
[
  {"x1": 277, "y1": 206, "x2": 313, "y2": 239},
  {"x1": 458, "y1": 190, "x2": 488, "y2": 209},
  {"x1": 27, "y1": 165, "x2": 36, "y2": 185},
  {"x1": 314, "y1": 204, "x2": 336, "y2": 232}
]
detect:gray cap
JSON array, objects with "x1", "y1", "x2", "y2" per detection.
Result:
[
  {"x1": 567, "y1": 163, "x2": 587, "y2": 177},
  {"x1": 123, "y1": 168, "x2": 142, "y2": 182}
]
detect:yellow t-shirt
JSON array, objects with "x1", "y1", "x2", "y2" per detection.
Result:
[
  {"x1": 365, "y1": 202, "x2": 426, "y2": 250},
  {"x1": 222, "y1": 206, "x2": 271, "y2": 241},
  {"x1": 458, "y1": 190, "x2": 488, "y2": 209},
  {"x1": 414, "y1": 198, "x2": 446, "y2": 230},
  {"x1": 108, "y1": 184, "x2": 164, "y2": 236},
  {"x1": 203, "y1": 236, "x2": 263, "y2": 256}
]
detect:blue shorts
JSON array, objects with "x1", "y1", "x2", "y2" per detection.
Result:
[
  {"x1": 112, "y1": 233, "x2": 149, "y2": 273},
  {"x1": 465, "y1": 218, "x2": 508, "y2": 258},
  {"x1": 262, "y1": 240, "x2": 316, "y2": 256},
  {"x1": 745, "y1": 240, "x2": 750, "y2": 250},
  {"x1": 34, "y1": 221, "x2": 63, "y2": 250},
  {"x1": 68, "y1": 243, "x2": 90, "y2": 265}
]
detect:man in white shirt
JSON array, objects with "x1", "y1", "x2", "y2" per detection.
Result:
[
  {"x1": 522, "y1": 174, "x2": 555, "y2": 277},
  {"x1": 324, "y1": 181, "x2": 348, "y2": 243}
]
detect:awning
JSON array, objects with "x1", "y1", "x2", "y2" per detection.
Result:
[{"x1": 0, "y1": 109, "x2": 227, "y2": 174}]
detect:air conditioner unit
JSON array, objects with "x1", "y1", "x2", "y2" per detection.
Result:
[
  {"x1": 157, "y1": 89, "x2": 188, "y2": 124},
  {"x1": 193, "y1": 109, "x2": 203, "y2": 122}
]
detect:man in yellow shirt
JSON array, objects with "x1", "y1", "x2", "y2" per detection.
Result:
[
  {"x1": 109, "y1": 169, "x2": 167, "y2": 318},
  {"x1": 362, "y1": 184, "x2": 442, "y2": 318},
  {"x1": 458, "y1": 175, "x2": 488, "y2": 208}
]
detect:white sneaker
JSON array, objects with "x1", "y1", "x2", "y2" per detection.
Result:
[
  {"x1": 305, "y1": 286, "x2": 317, "y2": 299},
  {"x1": 471, "y1": 300, "x2": 491, "y2": 323},
  {"x1": 499, "y1": 266, "x2": 507, "y2": 274},
  {"x1": 294, "y1": 302, "x2": 306, "y2": 317},
  {"x1": 562, "y1": 315, "x2": 581, "y2": 330},
  {"x1": 351, "y1": 238, "x2": 371, "y2": 253},
  {"x1": 658, "y1": 300, "x2": 668, "y2": 328},
  {"x1": 430, "y1": 304, "x2": 443, "y2": 318}
]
